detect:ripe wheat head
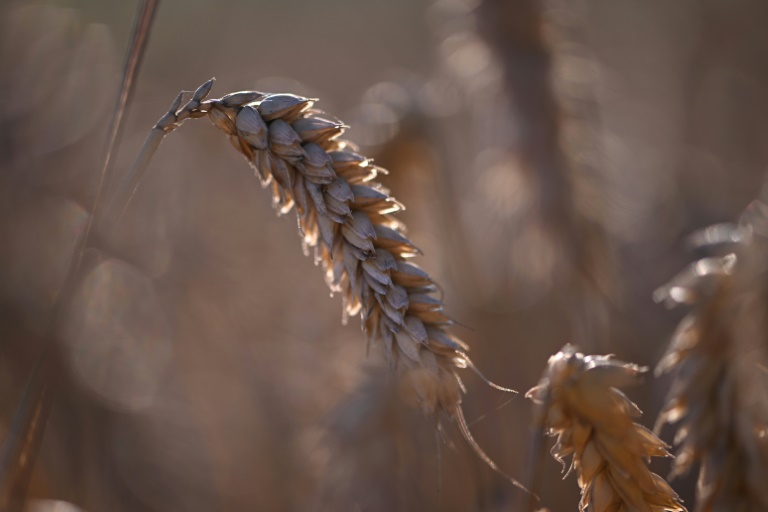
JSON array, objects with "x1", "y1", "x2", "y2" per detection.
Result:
[
  {"x1": 110, "y1": 81, "x2": 519, "y2": 467},
  {"x1": 528, "y1": 345, "x2": 686, "y2": 511}
]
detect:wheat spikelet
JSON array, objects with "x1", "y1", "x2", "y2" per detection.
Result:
[
  {"x1": 527, "y1": 345, "x2": 685, "y2": 511},
  {"x1": 654, "y1": 202, "x2": 768, "y2": 511}
]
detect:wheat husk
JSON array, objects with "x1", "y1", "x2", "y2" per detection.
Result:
[
  {"x1": 654, "y1": 202, "x2": 768, "y2": 512},
  {"x1": 527, "y1": 345, "x2": 686, "y2": 511}
]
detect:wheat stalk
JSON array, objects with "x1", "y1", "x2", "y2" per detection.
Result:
[
  {"x1": 105, "y1": 79, "x2": 523, "y2": 485},
  {"x1": 0, "y1": 3, "x2": 159, "y2": 510},
  {"x1": 527, "y1": 345, "x2": 685, "y2": 511},
  {"x1": 654, "y1": 202, "x2": 768, "y2": 511}
]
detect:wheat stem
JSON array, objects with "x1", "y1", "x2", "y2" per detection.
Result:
[
  {"x1": 522, "y1": 387, "x2": 551, "y2": 512},
  {"x1": 0, "y1": 358, "x2": 53, "y2": 512},
  {"x1": 73, "y1": 0, "x2": 160, "y2": 275},
  {"x1": 0, "y1": 3, "x2": 159, "y2": 509},
  {"x1": 102, "y1": 89, "x2": 187, "y2": 225}
]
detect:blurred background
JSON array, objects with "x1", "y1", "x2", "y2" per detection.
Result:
[{"x1": 2, "y1": 0, "x2": 768, "y2": 510}]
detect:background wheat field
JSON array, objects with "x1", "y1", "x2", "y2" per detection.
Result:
[{"x1": 2, "y1": 0, "x2": 768, "y2": 511}]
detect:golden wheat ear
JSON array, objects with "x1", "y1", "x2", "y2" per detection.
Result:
[
  {"x1": 654, "y1": 202, "x2": 768, "y2": 511},
  {"x1": 107, "y1": 80, "x2": 519, "y2": 445},
  {"x1": 527, "y1": 345, "x2": 686, "y2": 512}
]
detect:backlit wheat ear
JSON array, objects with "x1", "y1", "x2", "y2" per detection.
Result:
[
  {"x1": 109, "y1": 79, "x2": 515, "y2": 434},
  {"x1": 527, "y1": 345, "x2": 685, "y2": 512},
  {"x1": 207, "y1": 84, "x2": 476, "y2": 422},
  {"x1": 654, "y1": 202, "x2": 768, "y2": 511}
]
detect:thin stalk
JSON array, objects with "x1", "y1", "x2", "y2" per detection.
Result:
[
  {"x1": 100, "y1": 84, "x2": 211, "y2": 225},
  {"x1": 0, "y1": 2, "x2": 160, "y2": 507},
  {"x1": 521, "y1": 390, "x2": 550, "y2": 512},
  {"x1": 0, "y1": 359, "x2": 54, "y2": 512},
  {"x1": 103, "y1": 120, "x2": 172, "y2": 225},
  {"x1": 72, "y1": 0, "x2": 160, "y2": 274}
]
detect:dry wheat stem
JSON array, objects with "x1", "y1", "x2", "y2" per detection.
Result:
[
  {"x1": 74, "y1": 0, "x2": 159, "y2": 277},
  {"x1": 102, "y1": 78, "x2": 225, "y2": 225},
  {"x1": 0, "y1": 4, "x2": 159, "y2": 509},
  {"x1": 654, "y1": 203, "x2": 768, "y2": 512},
  {"x1": 107, "y1": 79, "x2": 525, "y2": 489},
  {"x1": 0, "y1": 360, "x2": 53, "y2": 512},
  {"x1": 527, "y1": 345, "x2": 686, "y2": 512}
]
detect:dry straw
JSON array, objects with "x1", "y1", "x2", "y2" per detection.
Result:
[
  {"x1": 527, "y1": 345, "x2": 685, "y2": 511},
  {"x1": 654, "y1": 202, "x2": 768, "y2": 511},
  {"x1": 106, "y1": 79, "x2": 521, "y2": 485}
]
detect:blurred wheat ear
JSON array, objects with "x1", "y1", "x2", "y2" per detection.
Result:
[
  {"x1": 527, "y1": 345, "x2": 686, "y2": 511},
  {"x1": 654, "y1": 202, "x2": 768, "y2": 511}
]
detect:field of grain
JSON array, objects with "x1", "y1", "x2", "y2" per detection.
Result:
[{"x1": 2, "y1": 1, "x2": 768, "y2": 511}]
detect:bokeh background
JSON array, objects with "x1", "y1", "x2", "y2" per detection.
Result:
[{"x1": 2, "y1": 0, "x2": 768, "y2": 510}]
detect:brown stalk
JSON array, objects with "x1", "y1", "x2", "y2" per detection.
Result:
[
  {"x1": 0, "y1": 358, "x2": 54, "y2": 512},
  {"x1": 72, "y1": 0, "x2": 159, "y2": 277},
  {"x1": 0, "y1": 2, "x2": 159, "y2": 508}
]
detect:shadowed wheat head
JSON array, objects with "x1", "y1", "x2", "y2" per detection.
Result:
[
  {"x1": 654, "y1": 202, "x2": 768, "y2": 511},
  {"x1": 527, "y1": 345, "x2": 686, "y2": 511}
]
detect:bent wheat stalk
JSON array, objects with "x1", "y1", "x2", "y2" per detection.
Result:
[
  {"x1": 106, "y1": 79, "x2": 523, "y2": 488},
  {"x1": 527, "y1": 345, "x2": 685, "y2": 511},
  {"x1": 654, "y1": 203, "x2": 768, "y2": 511}
]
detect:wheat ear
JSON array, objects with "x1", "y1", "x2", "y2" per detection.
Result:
[
  {"x1": 527, "y1": 345, "x2": 685, "y2": 511},
  {"x1": 654, "y1": 202, "x2": 768, "y2": 511},
  {"x1": 109, "y1": 80, "x2": 517, "y2": 439}
]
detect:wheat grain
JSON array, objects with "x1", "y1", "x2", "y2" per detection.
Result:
[
  {"x1": 527, "y1": 345, "x2": 685, "y2": 511},
  {"x1": 654, "y1": 202, "x2": 768, "y2": 512}
]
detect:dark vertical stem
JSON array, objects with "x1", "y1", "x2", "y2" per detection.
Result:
[
  {"x1": 475, "y1": 0, "x2": 566, "y2": 218},
  {"x1": 521, "y1": 394, "x2": 550, "y2": 512},
  {"x1": 474, "y1": 0, "x2": 584, "y2": 506},
  {"x1": 475, "y1": 0, "x2": 609, "y2": 311},
  {"x1": 72, "y1": 0, "x2": 160, "y2": 276},
  {"x1": 0, "y1": 358, "x2": 54, "y2": 512},
  {"x1": 0, "y1": 2, "x2": 160, "y2": 508}
]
